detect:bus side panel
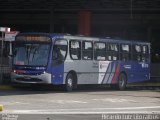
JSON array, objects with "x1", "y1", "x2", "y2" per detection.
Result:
[
  {"x1": 106, "y1": 61, "x2": 128, "y2": 84},
  {"x1": 63, "y1": 60, "x2": 150, "y2": 85},
  {"x1": 51, "y1": 63, "x2": 64, "y2": 85},
  {"x1": 107, "y1": 61, "x2": 150, "y2": 84},
  {"x1": 130, "y1": 61, "x2": 150, "y2": 83},
  {"x1": 64, "y1": 60, "x2": 99, "y2": 84},
  {"x1": 101, "y1": 61, "x2": 112, "y2": 84},
  {"x1": 101, "y1": 61, "x2": 135, "y2": 84},
  {"x1": 106, "y1": 62, "x2": 119, "y2": 84},
  {"x1": 101, "y1": 61, "x2": 121, "y2": 84},
  {"x1": 118, "y1": 61, "x2": 134, "y2": 83},
  {"x1": 51, "y1": 59, "x2": 99, "y2": 85},
  {"x1": 63, "y1": 60, "x2": 79, "y2": 84},
  {"x1": 108, "y1": 61, "x2": 150, "y2": 84},
  {"x1": 78, "y1": 60, "x2": 99, "y2": 84},
  {"x1": 98, "y1": 61, "x2": 111, "y2": 84}
]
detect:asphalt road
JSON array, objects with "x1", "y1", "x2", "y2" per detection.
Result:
[{"x1": 0, "y1": 86, "x2": 160, "y2": 120}]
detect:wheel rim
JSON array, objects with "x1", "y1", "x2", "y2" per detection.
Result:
[
  {"x1": 67, "y1": 78, "x2": 73, "y2": 88},
  {"x1": 119, "y1": 75, "x2": 125, "y2": 88}
]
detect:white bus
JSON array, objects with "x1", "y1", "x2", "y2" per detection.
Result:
[{"x1": 11, "y1": 33, "x2": 150, "y2": 91}]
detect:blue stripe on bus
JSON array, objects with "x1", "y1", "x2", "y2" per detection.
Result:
[
  {"x1": 51, "y1": 63, "x2": 64, "y2": 85},
  {"x1": 101, "y1": 61, "x2": 149, "y2": 85}
]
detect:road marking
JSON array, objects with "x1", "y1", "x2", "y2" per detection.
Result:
[
  {"x1": 39, "y1": 98, "x2": 137, "y2": 104},
  {"x1": 93, "y1": 98, "x2": 137, "y2": 103},
  {"x1": 49, "y1": 100, "x2": 87, "y2": 104},
  {"x1": 1, "y1": 101, "x2": 30, "y2": 105},
  {"x1": 38, "y1": 99, "x2": 88, "y2": 104},
  {"x1": 2, "y1": 110, "x2": 160, "y2": 114},
  {"x1": 2, "y1": 106, "x2": 160, "y2": 114}
]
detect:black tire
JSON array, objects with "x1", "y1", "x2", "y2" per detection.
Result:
[
  {"x1": 117, "y1": 73, "x2": 127, "y2": 90},
  {"x1": 65, "y1": 73, "x2": 74, "y2": 92}
]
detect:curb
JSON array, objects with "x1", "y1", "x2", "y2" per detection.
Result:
[
  {"x1": 127, "y1": 82, "x2": 160, "y2": 87},
  {"x1": 0, "y1": 85, "x2": 14, "y2": 90},
  {"x1": 0, "y1": 104, "x2": 3, "y2": 111},
  {"x1": 127, "y1": 82, "x2": 160, "y2": 90}
]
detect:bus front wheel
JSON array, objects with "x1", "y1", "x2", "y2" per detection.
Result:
[
  {"x1": 117, "y1": 73, "x2": 127, "y2": 90},
  {"x1": 65, "y1": 73, "x2": 74, "y2": 92}
]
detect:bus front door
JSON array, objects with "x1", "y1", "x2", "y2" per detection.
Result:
[
  {"x1": 51, "y1": 39, "x2": 67, "y2": 85},
  {"x1": 52, "y1": 61, "x2": 64, "y2": 85}
]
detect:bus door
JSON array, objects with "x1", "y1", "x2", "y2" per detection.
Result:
[
  {"x1": 139, "y1": 45, "x2": 150, "y2": 81},
  {"x1": 132, "y1": 44, "x2": 149, "y2": 82},
  {"x1": 51, "y1": 39, "x2": 68, "y2": 85}
]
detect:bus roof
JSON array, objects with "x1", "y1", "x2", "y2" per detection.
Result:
[
  {"x1": 16, "y1": 32, "x2": 99, "y2": 41},
  {"x1": 16, "y1": 32, "x2": 150, "y2": 45},
  {"x1": 100, "y1": 38, "x2": 150, "y2": 45},
  {"x1": 63, "y1": 35, "x2": 99, "y2": 41}
]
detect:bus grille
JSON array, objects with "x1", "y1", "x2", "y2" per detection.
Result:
[{"x1": 16, "y1": 78, "x2": 42, "y2": 82}]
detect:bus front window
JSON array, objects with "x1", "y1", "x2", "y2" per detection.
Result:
[{"x1": 13, "y1": 43, "x2": 50, "y2": 66}]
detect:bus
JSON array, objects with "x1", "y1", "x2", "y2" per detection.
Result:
[{"x1": 11, "y1": 33, "x2": 150, "y2": 91}]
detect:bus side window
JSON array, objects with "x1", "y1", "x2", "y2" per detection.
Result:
[
  {"x1": 142, "y1": 45, "x2": 149, "y2": 62},
  {"x1": 69, "y1": 40, "x2": 81, "y2": 60},
  {"x1": 94, "y1": 42, "x2": 106, "y2": 60},
  {"x1": 132, "y1": 45, "x2": 142, "y2": 62},
  {"x1": 82, "y1": 41, "x2": 93, "y2": 60},
  {"x1": 107, "y1": 43, "x2": 119, "y2": 61},
  {"x1": 120, "y1": 44, "x2": 131, "y2": 61}
]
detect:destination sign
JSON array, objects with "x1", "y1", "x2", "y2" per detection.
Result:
[{"x1": 16, "y1": 35, "x2": 51, "y2": 43}]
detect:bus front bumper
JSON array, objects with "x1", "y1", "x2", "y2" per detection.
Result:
[{"x1": 11, "y1": 72, "x2": 51, "y2": 84}]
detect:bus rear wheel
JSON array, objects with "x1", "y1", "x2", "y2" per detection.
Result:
[
  {"x1": 117, "y1": 73, "x2": 127, "y2": 90},
  {"x1": 65, "y1": 73, "x2": 74, "y2": 92}
]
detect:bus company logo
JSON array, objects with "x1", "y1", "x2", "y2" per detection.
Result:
[{"x1": 124, "y1": 65, "x2": 131, "y2": 69}]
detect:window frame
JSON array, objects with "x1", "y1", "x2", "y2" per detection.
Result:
[
  {"x1": 69, "y1": 40, "x2": 81, "y2": 60},
  {"x1": 120, "y1": 43, "x2": 131, "y2": 61},
  {"x1": 52, "y1": 38, "x2": 68, "y2": 65},
  {"x1": 94, "y1": 42, "x2": 106, "y2": 61},
  {"x1": 132, "y1": 44, "x2": 142, "y2": 62},
  {"x1": 82, "y1": 41, "x2": 93, "y2": 60},
  {"x1": 106, "y1": 43, "x2": 119, "y2": 61},
  {"x1": 141, "y1": 45, "x2": 149, "y2": 62}
]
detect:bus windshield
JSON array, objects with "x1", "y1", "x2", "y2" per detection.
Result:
[{"x1": 13, "y1": 43, "x2": 50, "y2": 66}]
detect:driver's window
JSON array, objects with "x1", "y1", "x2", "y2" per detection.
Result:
[{"x1": 52, "y1": 39, "x2": 68, "y2": 65}]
